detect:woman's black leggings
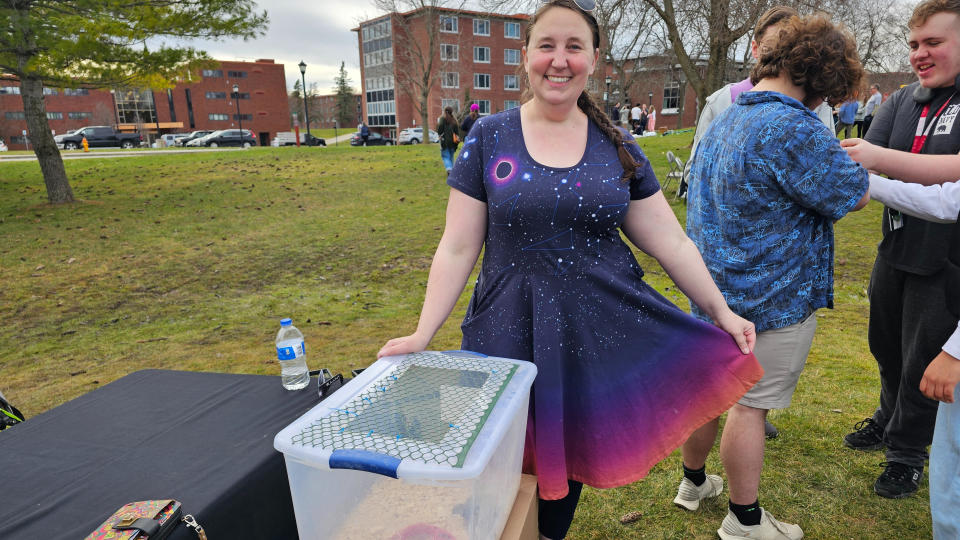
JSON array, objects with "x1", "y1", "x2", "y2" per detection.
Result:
[{"x1": 538, "y1": 480, "x2": 583, "y2": 539}]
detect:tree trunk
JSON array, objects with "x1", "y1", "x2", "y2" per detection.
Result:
[{"x1": 20, "y1": 76, "x2": 74, "y2": 204}]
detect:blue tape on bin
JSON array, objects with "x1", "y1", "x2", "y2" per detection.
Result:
[{"x1": 329, "y1": 449, "x2": 402, "y2": 478}]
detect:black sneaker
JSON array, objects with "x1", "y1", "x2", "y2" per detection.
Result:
[
  {"x1": 874, "y1": 462, "x2": 922, "y2": 499},
  {"x1": 844, "y1": 418, "x2": 885, "y2": 451},
  {"x1": 764, "y1": 419, "x2": 779, "y2": 440}
]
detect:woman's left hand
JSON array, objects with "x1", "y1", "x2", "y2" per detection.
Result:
[{"x1": 714, "y1": 310, "x2": 756, "y2": 355}]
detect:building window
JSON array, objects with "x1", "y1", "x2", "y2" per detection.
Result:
[
  {"x1": 441, "y1": 72, "x2": 459, "y2": 88},
  {"x1": 233, "y1": 114, "x2": 253, "y2": 121},
  {"x1": 115, "y1": 88, "x2": 157, "y2": 124},
  {"x1": 504, "y1": 100, "x2": 520, "y2": 110},
  {"x1": 46, "y1": 112, "x2": 63, "y2": 120},
  {"x1": 440, "y1": 44, "x2": 458, "y2": 61},
  {"x1": 473, "y1": 19, "x2": 490, "y2": 36},
  {"x1": 206, "y1": 91, "x2": 227, "y2": 99},
  {"x1": 504, "y1": 48, "x2": 521, "y2": 65},
  {"x1": 10, "y1": 135, "x2": 28, "y2": 144},
  {"x1": 68, "y1": 112, "x2": 92, "y2": 120},
  {"x1": 227, "y1": 70, "x2": 247, "y2": 78},
  {"x1": 209, "y1": 113, "x2": 229, "y2": 121},
  {"x1": 477, "y1": 100, "x2": 491, "y2": 115},
  {"x1": 504, "y1": 74, "x2": 519, "y2": 91},
  {"x1": 0, "y1": 86, "x2": 21, "y2": 95},
  {"x1": 474, "y1": 73, "x2": 491, "y2": 90},
  {"x1": 441, "y1": 99, "x2": 459, "y2": 113},
  {"x1": 662, "y1": 81, "x2": 680, "y2": 112},
  {"x1": 364, "y1": 47, "x2": 393, "y2": 67},
  {"x1": 474, "y1": 46, "x2": 490, "y2": 63},
  {"x1": 362, "y1": 19, "x2": 391, "y2": 41},
  {"x1": 64, "y1": 88, "x2": 89, "y2": 96},
  {"x1": 504, "y1": 21, "x2": 521, "y2": 39},
  {"x1": 5, "y1": 111, "x2": 25, "y2": 119},
  {"x1": 439, "y1": 15, "x2": 458, "y2": 33},
  {"x1": 233, "y1": 92, "x2": 250, "y2": 100},
  {"x1": 202, "y1": 69, "x2": 222, "y2": 78},
  {"x1": 43, "y1": 87, "x2": 59, "y2": 96}
]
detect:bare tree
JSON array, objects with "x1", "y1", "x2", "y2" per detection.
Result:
[
  {"x1": 373, "y1": 0, "x2": 468, "y2": 140},
  {"x1": 594, "y1": 0, "x2": 663, "y2": 108}
]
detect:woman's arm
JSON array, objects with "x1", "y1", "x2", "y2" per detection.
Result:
[
  {"x1": 620, "y1": 191, "x2": 755, "y2": 354},
  {"x1": 378, "y1": 189, "x2": 487, "y2": 358},
  {"x1": 841, "y1": 138, "x2": 960, "y2": 185}
]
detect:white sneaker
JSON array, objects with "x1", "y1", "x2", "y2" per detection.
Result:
[
  {"x1": 718, "y1": 508, "x2": 803, "y2": 540},
  {"x1": 672, "y1": 474, "x2": 723, "y2": 511}
]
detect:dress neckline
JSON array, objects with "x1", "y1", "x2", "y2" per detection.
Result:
[{"x1": 515, "y1": 106, "x2": 595, "y2": 172}]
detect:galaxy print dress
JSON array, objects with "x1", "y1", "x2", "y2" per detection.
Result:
[{"x1": 447, "y1": 107, "x2": 763, "y2": 500}]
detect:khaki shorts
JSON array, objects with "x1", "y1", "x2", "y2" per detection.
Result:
[{"x1": 738, "y1": 313, "x2": 817, "y2": 410}]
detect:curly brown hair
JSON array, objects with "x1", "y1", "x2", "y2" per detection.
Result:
[
  {"x1": 754, "y1": 6, "x2": 798, "y2": 41},
  {"x1": 750, "y1": 14, "x2": 864, "y2": 107},
  {"x1": 909, "y1": 0, "x2": 960, "y2": 29}
]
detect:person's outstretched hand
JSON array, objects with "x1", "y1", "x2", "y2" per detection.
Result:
[
  {"x1": 377, "y1": 332, "x2": 431, "y2": 359},
  {"x1": 920, "y1": 350, "x2": 960, "y2": 403},
  {"x1": 714, "y1": 310, "x2": 756, "y2": 355},
  {"x1": 840, "y1": 137, "x2": 884, "y2": 171}
]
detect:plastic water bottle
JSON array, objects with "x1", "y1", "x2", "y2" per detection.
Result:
[{"x1": 276, "y1": 318, "x2": 309, "y2": 390}]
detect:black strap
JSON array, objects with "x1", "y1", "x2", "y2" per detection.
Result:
[{"x1": 114, "y1": 517, "x2": 161, "y2": 537}]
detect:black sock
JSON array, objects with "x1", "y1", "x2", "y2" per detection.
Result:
[
  {"x1": 682, "y1": 464, "x2": 706, "y2": 486},
  {"x1": 729, "y1": 500, "x2": 762, "y2": 526}
]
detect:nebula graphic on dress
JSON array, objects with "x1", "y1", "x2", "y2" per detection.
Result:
[{"x1": 489, "y1": 156, "x2": 519, "y2": 186}]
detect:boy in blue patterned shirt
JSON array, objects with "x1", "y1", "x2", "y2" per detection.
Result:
[{"x1": 677, "y1": 14, "x2": 870, "y2": 540}]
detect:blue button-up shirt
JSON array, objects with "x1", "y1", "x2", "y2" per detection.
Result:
[{"x1": 687, "y1": 91, "x2": 869, "y2": 332}]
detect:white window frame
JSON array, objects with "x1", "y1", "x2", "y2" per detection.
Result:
[
  {"x1": 442, "y1": 72, "x2": 460, "y2": 89},
  {"x1": 439, "y1": 15, "x2": 458, "y2": 33},
  {"x1": 440, "y1": 44, "x2": 458, "y2": 61},
  {"x1": 474, "y1": 46, "x2": 491, "y2": 63},
  {"x1": 473, "y1": 18, "x2": 490, "y2": 36},
  {"x1": 504, "y1": 21, "x2": 521, "y2": 39},
  {"x1": 504, "y1": 74, "x2": 519, "y2": 91},
  {"x1": 441, "y1": 99, "x2": 460, "y2": 113},
  {"x1": 504, "y1": 48, "x2": 521, "y2": 65},
  {"x1": 504, "y1": 100, "x2": 520, "y2": 110},
  {"x1": 477, "y1": 100, "x2": 491, "y2": 115},
  {"x1": 662, "y1": 81, "x2": 680, "y2": 114},
  {"x1": 474, "y1": 73, "x2": 491, "y2": 90}
]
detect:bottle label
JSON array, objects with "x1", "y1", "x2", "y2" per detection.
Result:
[{"x1": 277, "y1": 341, "x2": 305, "y2": 361}]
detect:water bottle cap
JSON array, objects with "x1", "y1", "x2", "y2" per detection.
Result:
[{"x1": 280, "y1": 318, "x2": 292, "y2": 326}]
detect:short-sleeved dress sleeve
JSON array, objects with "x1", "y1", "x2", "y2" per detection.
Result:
[
  {"x1": 447, "y1": 117, "x2": 487, "y2": 202},
  {"x1": 620, "y1": 129, "x2": 661, "y2": 200}
]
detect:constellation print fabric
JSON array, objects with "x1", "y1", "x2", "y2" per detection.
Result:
[{"x1": 447, "y1": 108, "x2": 763, "y2": 500}]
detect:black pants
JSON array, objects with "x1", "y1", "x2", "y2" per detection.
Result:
[
  {"x1": 539, "y1": 480, "x2": 583, "y2": 539},
  {"x1": 862, "y1": 115, "x2": 874, "y2": 138},
  {"x1": 868, "y1": 259, "x2": 958, "y2": 466}
]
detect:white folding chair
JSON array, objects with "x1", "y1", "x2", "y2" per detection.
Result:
[{"x1": 663, "y1": 150, "x2": 682, "y2": 193}]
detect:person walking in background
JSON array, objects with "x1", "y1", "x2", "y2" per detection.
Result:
[
  {"x1": 683, "y1": 14, "x2": 868, "y2": 540},
  {"x1": 378, "y1": 2, "x2": 763, "y2": 538},
  {"x1": 862, "y1": 83, "x2": 883, "y2": 136},
  {"x1": 836, "y1": 96, "x2": 859, "y2": 138},
  {"x1": 359, "y1": 122, "x2": 370, "y2": 146},
  {"x1": 840, "y1": 0, "x2": 960, "y2": 500},
  {"x1": 436, "y1": 106, "x2": 461, "y2": 175},
  {"x1": 461, "y1": 103, "x2": 480, "y2": 135}
]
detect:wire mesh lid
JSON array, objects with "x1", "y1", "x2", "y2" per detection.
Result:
[{"x1": 288, "y1": 351, "x2": 518, "y2": 468}]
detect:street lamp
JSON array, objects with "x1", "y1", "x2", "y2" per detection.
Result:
[
  {"x1": 604, "y1": 76, "x2": 612, "y2": 118},
  {"x1": 233, "y1": 84, "x2": 243, "y2": 139},
  {"x1": 648, "y1": 91, "x2": 653, "y2": 106},
  {"x1": 298, "y1": 60, "x2": 311, "y2": 137}
]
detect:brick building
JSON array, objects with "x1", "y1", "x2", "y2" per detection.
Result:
[{"x1": 0, "y1": 59, "x2": 290, "y2": 150}]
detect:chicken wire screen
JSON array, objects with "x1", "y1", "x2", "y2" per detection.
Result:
[{"x1": 289, "y1": 351, "x2": 518, "y2": 468}]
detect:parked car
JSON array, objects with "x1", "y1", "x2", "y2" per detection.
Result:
[
  {"x1": 160, "y1": 133, "x2": 190, "y2": 147},
  {"x1": 349, "y1": 132, "x2": 394, "y2": 146},
  {"x1": 61, "y1": 126, "x2": 142, "y2": 150},
  {"x1": 177, "y1": 130, "x2": 214, "y2": 146},
  {"x1": 397, "y1": 127, "x2": 439, "y2": 145},
  {"x1": 271, "y1": 132, "x2": 326, "y2": 147},
  {"x1": 54, "y1": 129, "x2": 78, "y2": 148},
  {"x1": 0, "y1": 138, "x2": 7, "y2": 152},
  {"x1": 190, "y1": 129, "x2": 256, "y2": 148}
]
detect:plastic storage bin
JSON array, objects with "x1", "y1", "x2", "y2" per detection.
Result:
[{"x1": 274, "y1": 350, "x2": 537, "y2": 540}]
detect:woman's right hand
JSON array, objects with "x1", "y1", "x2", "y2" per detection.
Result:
[{"x1": 377, "y1": 332, "x2": 431, "y2": 359}]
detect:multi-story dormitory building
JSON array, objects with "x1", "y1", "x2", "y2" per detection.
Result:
[{"x1": 0, "y1": 59, "x2": 290, "y2": 150}]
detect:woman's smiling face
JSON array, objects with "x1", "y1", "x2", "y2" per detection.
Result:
[{"x1": 523, "y1": 6, "x2": 598, "y2": 107}]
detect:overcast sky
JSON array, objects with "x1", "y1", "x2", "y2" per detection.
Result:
[{"x1": 184, "y1": 0, "x2": 385, "y2": 95}]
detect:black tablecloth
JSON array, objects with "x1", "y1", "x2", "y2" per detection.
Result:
[{"x1": 0, "y1": 369, "x2": 322, "y2": 539}]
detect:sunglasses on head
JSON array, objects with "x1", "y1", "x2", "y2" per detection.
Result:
[{"x1": 544, "y1": 0, "x2": 595, "y2": 12}]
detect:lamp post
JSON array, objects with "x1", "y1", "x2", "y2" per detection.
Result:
[
  {"x1": 298, "y1": 60, "x2": 311, "y2": 137},
  {"x1": 604, "y1": 76, "x2": 612, "y2": 118},
  {"x1": 648, "y1": 91, "x2": 653, "y2": 106},
  {"x1": 233, "y1": 84, "x2": 243, "y2": 141}
]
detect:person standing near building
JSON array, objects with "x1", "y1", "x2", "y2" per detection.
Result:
[
  {"x1": 360, "y1": 121, "x2": 370, "y2": 146},
  {"x1": 630, "y1": 101, "x2": 642, "y2": 131},
  {"x1": 836, "y1": 97, "x2": 859, "y2": 138},
  {"x1": 682, "y1": 14, "x2": 868, "y2": 539},
  {"x1": 436, "y1": 106, "x2": 461, "y2": 175},
  {"x1": 620, "y1": 102, "x2": 630, "y2": 127},
  {"x1": 840, "y1": 0, "x2": 960, "y2": 500},
  {"x1": 647, "y1": 106, "x2": 656, "y2": 132},
  {"x1": 862, "y1": 83, "x2": 883, "y2": 136}
]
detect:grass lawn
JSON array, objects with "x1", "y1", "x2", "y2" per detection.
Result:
[{"x1": 0, "y1": 135, "x2": 931, "y2": 538}]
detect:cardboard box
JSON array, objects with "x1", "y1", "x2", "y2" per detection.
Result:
[{"x1": 501, "y1": 474, "x2": 538, "y2": 540}]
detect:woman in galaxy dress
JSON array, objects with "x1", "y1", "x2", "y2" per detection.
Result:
[{"x1": 378, "y1": 1, "x2": 764, "y2": 537}]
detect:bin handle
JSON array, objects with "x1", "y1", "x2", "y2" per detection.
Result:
[
  {"x1": 329, "y1": 449, "x2": 401, "y2": 478},
  {"x1": 440, "y1": 350, "x2": 488, "y2": 358}
]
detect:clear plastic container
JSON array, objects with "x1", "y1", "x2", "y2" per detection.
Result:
[
  {"x1": 276, "y1": 318, "x2": 309, "y2": 390},
  {"x1": 274, "y1": 351, "x2": 537, "y2": 540}
]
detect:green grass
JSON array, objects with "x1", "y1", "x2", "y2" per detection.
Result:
[{"x1": 0, "y1": 135, "x2": 930, "y2": 538}]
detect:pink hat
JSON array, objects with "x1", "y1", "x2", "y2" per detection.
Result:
[{"x1": 470, "y1": 103, "x2": 479, "y2": 111}]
